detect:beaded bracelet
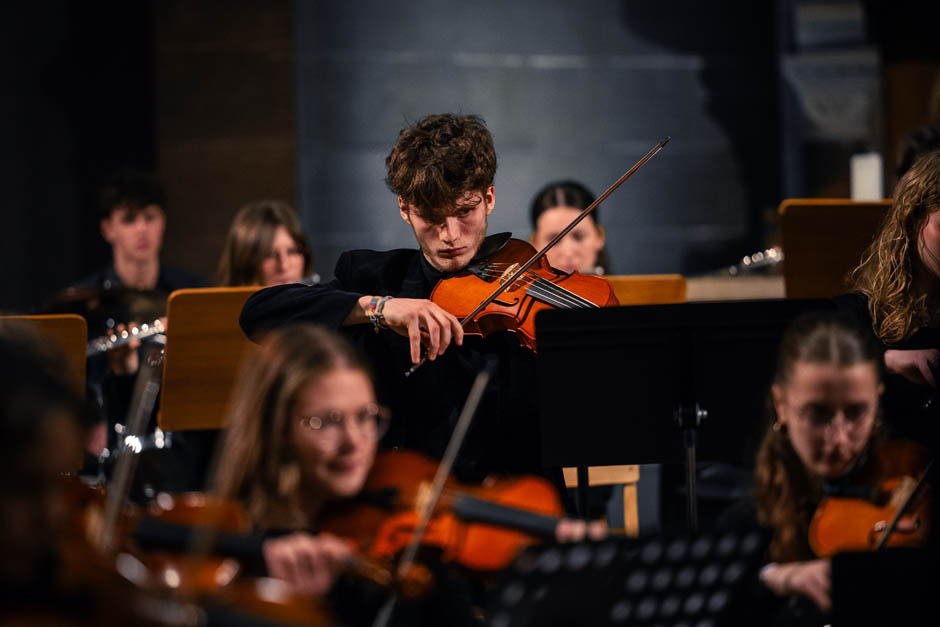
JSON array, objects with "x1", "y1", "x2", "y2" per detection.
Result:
[
  {"x1": 375, "y1": 296, "x2": 392, "y2": 329},
  {"x1": 367, "y1": 296, "x2": 393, "y2": 333}
]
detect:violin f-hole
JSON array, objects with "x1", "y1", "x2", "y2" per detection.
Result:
[{"x1": 492, "y1": 297, "x2": 520, "y2": 307}]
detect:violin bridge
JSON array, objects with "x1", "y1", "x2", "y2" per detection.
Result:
[{"x1": 499, "y1": 263, "x2": 521, "y2": 286}]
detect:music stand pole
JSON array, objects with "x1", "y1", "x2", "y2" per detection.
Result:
[
  {"x1": 575, "y1": 466, "x2": 589, "y2": 517},
  {"x1": 675, "y1": 403, "x2": 707, "y2": 534}
]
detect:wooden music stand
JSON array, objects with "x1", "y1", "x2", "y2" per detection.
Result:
[
  {"x1": 779, "y1": 198, "x2": 891, "y2": 298},
  {"x1": 159, "y1": 287, "x2": 259, "y2": 431},
  {"x1": 0, "y1": 314, "x2": 87, "y2": 395}
]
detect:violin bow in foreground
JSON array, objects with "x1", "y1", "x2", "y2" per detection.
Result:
[
  {"x1": 404, "y1": 136, "x2": 671, "y2": 377},
  {"x1": 371, "y1": 364, "x2": 492, "y2": 627}
]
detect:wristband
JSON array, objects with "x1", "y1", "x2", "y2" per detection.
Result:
[
  {"x1": 375, "y1": 296, "x2": 392, "y2": 330},
  {"x1": 367, "y1": 296, "x2": 393, "y2": 333},
  {"x1": 367, "y1": 296, "x2": 381, "y2": 332}
]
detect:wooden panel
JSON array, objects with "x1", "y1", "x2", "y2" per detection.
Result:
[
  {"x1": 605, "y1": 274, "x2": 687, "y2": 306},
  {"x1": 154, "y1": 0, "x2": 295, "y2": 281},
  {"x1": 686, "y1": 275, "x2": 785, "y2": 302},
  {"x1": 0, "y1": 314, "x2": 87, "y2": 395},
  {"x1": 159, "y1": 287, "x2": 259, "y2": 431},
  {"x1": 779, "y1": 199, "x2": 891, "y2": 299}
]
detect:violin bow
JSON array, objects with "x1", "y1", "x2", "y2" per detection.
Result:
[
  {"x1": 874, "y1": 458, "x2": 933, "y2": 550},
  {"x1": 97, "y1": 339, "x2": 166, "y2": 553},
  {"x1": 372, "y1": 364, "x2": 493, "y2": 627},
  {"x1": 405, "y1": 136, "x2": 670, "y2": 376}
]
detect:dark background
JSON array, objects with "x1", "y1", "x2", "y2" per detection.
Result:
[{"x1": 2, "y1": 0, "x2": 938, "y2": 312}]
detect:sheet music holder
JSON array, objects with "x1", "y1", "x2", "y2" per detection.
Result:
[
  {"x1": 159, "y1": 287, "x2": 259, "y2": 431},
  {"x1": 535, "y1": 299, "x2": 831, "y2": 528},
  {"x1": 488, "y1": 529, "x2": 770, "y2": 627}
]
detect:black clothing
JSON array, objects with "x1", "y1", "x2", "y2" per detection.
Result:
[
  {"x1": 717, "y1": 458, "x2": 938, "y2": 626},
  {"x1": 70, "y1": 263, "x2": 205, "y2": 416},
  {"x1": 834, "y1": 291, "x2": 940, "y2": 444},
  {"x1": 239, "y1": 239, "x2": 542, "y2": 481},
  {"x1": 67, "y1": 263, "x2": 212, "y2": 498}
]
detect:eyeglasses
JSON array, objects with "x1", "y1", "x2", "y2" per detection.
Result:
[{"x1": 298, "y1": 403, "x2": 390, "y2": 446}]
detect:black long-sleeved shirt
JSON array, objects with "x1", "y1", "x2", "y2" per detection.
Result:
[{"x1": 239, "y1": 239, "x2": 543, "y2": 480}]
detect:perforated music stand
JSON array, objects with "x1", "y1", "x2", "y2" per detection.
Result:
[
  {"x1": 487, "y1": 529, "x2": 769, "y2": 627},
  {"x1": 159, "y1": 287, "x2": 259, "y2": 431},
  {"x1": 535, "y1": 299, "x2": 831, "y2": 529}
]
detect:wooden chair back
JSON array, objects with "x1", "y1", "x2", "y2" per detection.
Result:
[
  {"x1": 779, "y1": 198, "x2": 891, "y2": 298},
  {"x1": 159, "y1": 287, "x2": 259, "y2": 431},
  {"x1": 0, "y1": 314, "x2": 87, "y2": 394},
  {"x1": 604, "y1": 274, "x2": 687, "y2": 305}
]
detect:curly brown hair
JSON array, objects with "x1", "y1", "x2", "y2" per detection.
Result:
[
  {"x1": 385, "y1": 113, "x2": 497, "y2": 221},
  {"x1": 754, "y1": 311, "x2": 882, "y2": 562},
  {"x1": 850, "y1": 150, "x2": 940, "y2": 343}
]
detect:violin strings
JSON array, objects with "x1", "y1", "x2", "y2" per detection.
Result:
[
  {"x1": 527, "y1": 279, "x2": 597, "y2": 309},
  {"x1": 474, "y1": 268, "x2": 598, "y2": 309}
]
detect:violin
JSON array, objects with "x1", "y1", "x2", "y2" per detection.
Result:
[
  {"x1": 58, "y1": 476, "x2": 335, "y2": 626},
  {"x1": 319, "y1": 449, "x2": 566, "y2": 573},
  {"x1": 430, "y1": 235, "x2": 618, "y2": 352},
  {"x1": 808, "y1": 440, "x2": 932, "y2": 557},
  {"x1": 406, "y1": 137, "x2": 669, "y2": 375}
]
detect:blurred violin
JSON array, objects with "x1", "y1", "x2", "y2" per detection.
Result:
[
  {"x1": 809, "y1": 440, "x2": 932, "y2": 557},
  {"x1": 406, "y1": 137, "x2": 670, "y2": 375},
  {"x1": 58, "y1": 476, "x2": 335, "y2": 626},
  {"x1": 319, "y1": 449, "x2": 565, "y2": 573}
]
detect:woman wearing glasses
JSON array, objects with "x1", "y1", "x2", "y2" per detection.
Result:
[
  {"x1": 214, "y1": 323, "x2": 602, "y2": 624},
  {"x1": 214, "y1": 324, "x2": 385, "y2": 597}
]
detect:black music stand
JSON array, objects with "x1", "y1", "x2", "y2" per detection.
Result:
[
  {"x1": 536, "y1": 299, "x2": 831, "y2": 530},
  {"x1": 487, "y1": 529, "x2": 769, "y2": 626}
]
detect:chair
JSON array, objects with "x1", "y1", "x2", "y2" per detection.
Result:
[
  {"x1": 604, "y1": 273, "x2": 686, "y2": 306},
  {"x1": 779, "y1": 198, "x2": 891, "y2": 299},
  {"x1": 158, "y1": 287, "x2": 259, "y2": 431},
  {"x1": 0, "y1": 314, "x2": 87, "y2": 394}
]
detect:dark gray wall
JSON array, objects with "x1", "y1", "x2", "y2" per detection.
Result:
[{"x1": 294, "y1": 0, "x2": 779, "y2": 279}]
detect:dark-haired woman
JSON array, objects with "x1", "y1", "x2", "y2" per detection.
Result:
[{"x1": 529, "y1": 180, "x2": 609, "y2": 275}]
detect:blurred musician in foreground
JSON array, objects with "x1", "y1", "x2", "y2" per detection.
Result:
[
  {"x1": 722, "y1": 310, "x2": 933, "y2": 625},
  {"x1": 0, "y1": 324, "x2": 88, "y2": 612},
  {"x1": 529, "y1": 180, "x2": 609, "y2": 275},
  {"x1": 214, "y1": 324, "x2": 602, "y2": 625},
  {"x1": 240, "y1": 114, "x2": 557, "y2": 480},
  {"x1": 216, "y1": 199, "x2": 314, "y2": 287},
  {"x1": 841, "y1": 149, "x2": 940, "y2": 444}
]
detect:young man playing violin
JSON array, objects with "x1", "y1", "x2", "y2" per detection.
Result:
[{"x1": 241, "y1": 113, "x2": 556, "y2": 481}]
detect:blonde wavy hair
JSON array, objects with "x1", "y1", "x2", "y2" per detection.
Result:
[
  {"x1": 850, "y1": 150, "x2": 940, "y2": 343},
  {"x1": 754, "y1": 311, "x2": 882, "y2": 562},
  {"x1": 213, "y1": 324, "x2": 369, "y2": 530}
]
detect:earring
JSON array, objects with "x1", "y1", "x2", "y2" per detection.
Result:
[{"x1": 772, "y1": 421, "x2": 787, "y2": 434}]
